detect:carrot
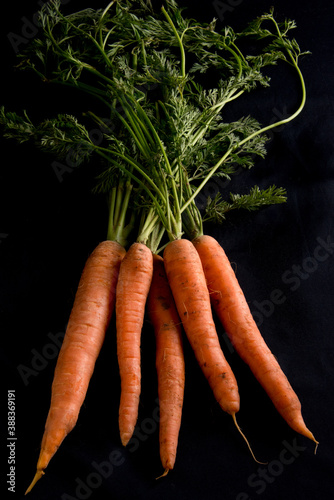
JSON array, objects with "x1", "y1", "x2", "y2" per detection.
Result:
[
  {"x1": 163, "y1": 238, "x2": 240, "y2": 414},
  {"x1": 193, "y1": 234, "x2": 318, "y2": 449},
  {"x1": 116, "y1": 242, "x2": 153, "y2": 446},
  {"x1": 25, "y1": 240, "x2": 126, "y2": 495},
  {"x1": 162, "y1": 238, "x2": 264, "y2": 460},
  {"x1": 147, "y1": 254, "x2": 185, "y2": 477}
]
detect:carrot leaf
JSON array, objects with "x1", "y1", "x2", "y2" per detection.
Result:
[{"x1": 203, "y1": 185, "x2": 287, "y2": 223}]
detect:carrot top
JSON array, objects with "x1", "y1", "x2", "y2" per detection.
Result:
[{"x1": 0, "y1": 0, "x2": 309, "y2": 245}]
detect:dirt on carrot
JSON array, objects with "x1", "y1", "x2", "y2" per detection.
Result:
[
  {"x1": 193, "y1": 234, "x2": 318, "y2": 449},
  {"x1": 163, "y1": 238, "x2": 240, "y2": 416}
]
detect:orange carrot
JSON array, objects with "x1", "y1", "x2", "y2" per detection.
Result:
[
  {"x1": 163, "y1": 239, "x2": 265, "y2": 462},
  {"x1": 193, "y1": 234, "x2": 318, "y2": 448},
  {"x1": 116, "y1": 242, "x2": 153, "y2": 446},
  {"x1": 163, "y1": 238, "x2": 239, "y2": 415},
  {"x1": 147, "y1": 254, "x2": 185, "y2": 476},
  {"x1": 25, "y1": 240, "x2": 126, "y2": 494}
]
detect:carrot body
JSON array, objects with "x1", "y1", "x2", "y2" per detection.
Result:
[
  {"x1": 147, "y1": 254, "x2": 185, "y2": 474},
  {"x1": 116, "y1": 242, "x2": 153, "y2": 446},
  {"x1": 163, "y1": 239, "x2": 240, "y2": 416},
  {"x1": 25, "y1": 240, "x2": 126, "y2": 494},
  {"x1": 193, "y1": 234, "x2": 317, "y2": 444}
]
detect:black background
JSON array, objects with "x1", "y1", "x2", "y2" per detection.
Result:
[{"x1": 1, "y1": 1, "x2": 334, "y2": 499}]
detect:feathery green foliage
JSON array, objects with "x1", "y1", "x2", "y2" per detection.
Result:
[{"x1": 1, "y1": 0, "x2": 309, "y2": 242}]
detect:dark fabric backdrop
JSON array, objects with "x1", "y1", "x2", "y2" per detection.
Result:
[{"x1": 1, "y1": 1, "x2": 333, "y2": 499}]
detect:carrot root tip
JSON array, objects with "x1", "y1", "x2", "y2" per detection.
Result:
[
  {"x1": 25, "y1": 470, "x2": 45, "y2": 495},
  {"x1": 232, "y1": 413, "x2": 267, "y2": 465},
  {"x1": 156, "y1": 468, "x2": 170, "y2": 480},
  {"x1": 120, "y1": 432, "x2": 132, "y2": 447}
]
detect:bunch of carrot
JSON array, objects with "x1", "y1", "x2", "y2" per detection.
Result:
[
  {"x1": 0, "y1": 0, "x2": 318, "y2": 494},
  {"x1": 24, "y1": 216, "x2": 318, "y2": 494},
  {"x1": 24, "y1": 166, "x2": 319, "y2": 492}
]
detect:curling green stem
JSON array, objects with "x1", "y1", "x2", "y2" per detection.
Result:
[{"x1": 181, "y1": 45, "x2": 306, "y2": 215}]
